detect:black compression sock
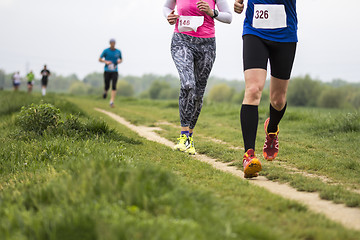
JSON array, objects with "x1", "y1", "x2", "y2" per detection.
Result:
[
  {"x1": 240, "y1": 104, "x2": 259, "y2": 152},
  {"x1": 267, "y1": 103, "x2": 287, "y2": 133}
]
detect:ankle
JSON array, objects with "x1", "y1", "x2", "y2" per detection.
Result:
[{"x1": 181, "y1": 131, "x2": 189, "y2": 137}]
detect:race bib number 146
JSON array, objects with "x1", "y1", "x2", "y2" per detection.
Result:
[
  {"x1": 178, "y1": 16, "x2": 204, "y2": 33},
  {"x1": 253, "y1": 4, "x2": 287, "y2": 29}
]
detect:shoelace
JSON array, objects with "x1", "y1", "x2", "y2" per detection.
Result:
[
  {"x1": 177, "y1": 136, "x2": 190, "y2": 146},
  {"x1": 267, "y1": 135, "x2": 277, "y2": 148}
]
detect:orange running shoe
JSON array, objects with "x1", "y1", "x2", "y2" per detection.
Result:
[
  {"x1": 263, "y1": 117, "x2": 279, "y2": 161},
  {"x1": 243, "y1": 149, "x2": 262, "y2": 178}
]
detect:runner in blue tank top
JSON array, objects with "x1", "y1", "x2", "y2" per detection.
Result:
[
  {"x1": 234, "y1": 0, "x2": 298, "y2": 178},
  {"x1": 243, "y1": 0, "x2": 297, "y2": 42}
]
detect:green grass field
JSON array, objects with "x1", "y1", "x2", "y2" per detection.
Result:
[
  {"x1": 1, "y1": 91, "x2": 359, "y2": 239},
  {"x1": 69, "y1": 95, "x2": 360, "y2": 207}
]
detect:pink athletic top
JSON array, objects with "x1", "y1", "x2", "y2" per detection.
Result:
[{"x1": 175, "y1": 0, "x2": 216, "y2": 38}]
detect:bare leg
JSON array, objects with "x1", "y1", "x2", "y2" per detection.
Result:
[
  {"x1": 265, "y1": 75, "x2": 289, "y2": 133},
  {"x1": 241, "y1": 69, "x2": 267, "y2": 152},
  {"x1": 181, "y1": 127, "x2": 190, "y2": 132},
  {"x1": 110, "y1": 90, "x2": 116, "y2": 103},
  {"x1": 243, "y1": 69, "x2": 267, "y2": 105}
]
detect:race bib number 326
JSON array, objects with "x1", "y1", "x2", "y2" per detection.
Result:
[{"x1": 253, "y1": 4, "x2": 287, "y2": 29}]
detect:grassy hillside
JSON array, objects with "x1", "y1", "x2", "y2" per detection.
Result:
[
  {"x1": 0, "y1": 91, "x2": 359, "y2": 239},
  {"x1": 69, "y1": 95, "x2": 360, "y2": 208}
]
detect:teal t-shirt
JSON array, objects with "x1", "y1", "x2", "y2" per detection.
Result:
[{"x1": 100, "y1": 48, "x2": 122, "y2": 72}]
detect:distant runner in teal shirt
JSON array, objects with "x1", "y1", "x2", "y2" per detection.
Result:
[{"x1": 99, "y1": 39, "x2": 123, "y2": 108}]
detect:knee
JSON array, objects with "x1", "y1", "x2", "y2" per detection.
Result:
[
  {"x1": 271, "y1": 98, "x2": 287, "y2": 110},
  {"x1": 244, "y1": 85, "x2": 263, "y2": 103}
]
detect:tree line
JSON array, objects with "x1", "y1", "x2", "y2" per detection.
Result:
[
  {"x1": 1, "y1": 69, "x2": 359, "y2": 109},
  {"x1": 207, "y1": 75, "x2": 360, "y2": 109}
]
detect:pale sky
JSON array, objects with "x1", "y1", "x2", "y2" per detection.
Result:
[{"x1": 0, "y1": 0, "x2": 359, "y2": 82}]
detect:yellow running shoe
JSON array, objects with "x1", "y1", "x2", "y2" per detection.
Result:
[
  {"x1": 185, "y1": 136, "x2": 196, "y2": 155},
  {"x1": 174, "y1": 134, "x2": 190, "y2": 152},
  {"x1": 243, "y1": 149, "x2": 262, "y2": 178}
]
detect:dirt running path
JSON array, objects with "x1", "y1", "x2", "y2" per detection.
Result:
[{"x1": 95, "y1": 108, "x2": 360, "y2": 231}]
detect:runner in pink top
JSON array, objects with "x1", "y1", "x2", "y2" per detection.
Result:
[
  {"x1": 174, "y1": 0, "x2": 216, "y2": 38},
  {"x1": 164, "y1": 0, "x2": 232, "y2": 38},
  {"x1": 163, "y1": 0, "x2": 232, "y2": 155}
]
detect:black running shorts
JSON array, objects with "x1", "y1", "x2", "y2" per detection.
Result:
[
  {"x1": 41, "y1": 79, "x2": 48, "y2": 87},
  {"x1": 243, "y1": 34, "x2": 297, "y2": 80},
  {"x1": 104, "y1": 71, "x2": 118, "y2": 91}
]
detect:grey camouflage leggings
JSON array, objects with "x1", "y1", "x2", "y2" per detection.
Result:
[{"x1": 171, "y1": 32, "x2": 216, "y2": 129}]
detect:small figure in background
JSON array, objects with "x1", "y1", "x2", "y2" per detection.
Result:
[
  {"x1": 40, "y1": 65, "x2": 51, "y2": 96},
  {"x1": 99, "y1": 39, "x2": 123, "y2": 108},
  {"x1": 27, "y1": 70, "x2": 35, "y2": 93},
  {"x1": 12, "y1": 71, "x2": 21, "y2": 91}
]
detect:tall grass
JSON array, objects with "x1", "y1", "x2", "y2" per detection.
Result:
[
  {"x1": 311, "y1": 111, "x2": 360, "y2": 133},
  {"x1": 0, "y1": 91, "x2": 86, "y2": 116}
]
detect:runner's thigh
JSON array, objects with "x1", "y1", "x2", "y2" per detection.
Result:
[
  {"x1": 243, "y1": 34, "x2": 269, "y2": 71},
  {"x1": 268, "y1": 42, "x2": 297, "y2": 80}
]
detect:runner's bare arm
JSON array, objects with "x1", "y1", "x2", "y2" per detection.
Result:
[
  {"x1": 167, "y1": 10, "x2": 180, "y2": 25},
  {"x1": 99, "y1": 57, "x2": 112, "y2": 65},
  {"x1": 234, "y1": 0, "x2": 244, "y2": 14}
]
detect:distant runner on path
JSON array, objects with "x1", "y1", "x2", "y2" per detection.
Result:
[
  {"x1": 12, "y1": 72, "x2": 21, "y2": 91},
  {"x1": 40, "y1": 65, "x2": 51, "y2": 96},
  {"x1": 234, "y1": 0, "x2": 298, "y2": 178},
  {"x1": 27, "y1": 71, "x2": 35, "y2": 93},
  {"x1": 163, "y1": 0, "x2": 232, "y2": 155},
  {"x1": 99, "y1": 39, "x2": 123, "y2": 108}
]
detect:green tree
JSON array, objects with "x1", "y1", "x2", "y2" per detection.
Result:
[
  {"x1": 348, "y1": 89, "x2": 360, "y2": 109},
  {"x1": 117, "y1": 80, "x2": 134, "y2": 97},
  {"x1": 231, "y1": 91, "x2": 244, "y2": 104},
  {"x1": 69, "y1": 81, "x2": 92, "y2": 95},
  {"x1": 158, "y1": 88, "x2": 179, "y2": 99},
  {"x1": 148, "y1": 81, "x2": 171, "y2": 99},
  {"x1": 317, "y1": 88, "x2": 346, "y2": 108},
  {"x1": 46, "y1": 73, "x2": 80, "y2": 93},
  {"x1": 208, "y1": 84, "x2": 235, "y2": 102},
  {"x1": 287, "y1": 75, "x2": 322, "y2": 106},
  {"x1": 340, "y1": 86, "x2": 360, "y2": 109},
  {"x1": 0, "y1": 70, "x2": 5, "y2": 89},
  {"x1": 83, "y1": 72, "x2": 103, "y2": 88},
  {"x1": 5, "y1": 73, "x2": 14, "y2": 89}
]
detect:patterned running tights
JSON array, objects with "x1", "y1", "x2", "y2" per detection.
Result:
[{"x1": 171, "y1": 32, "x2": 216, "y2": 129}]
